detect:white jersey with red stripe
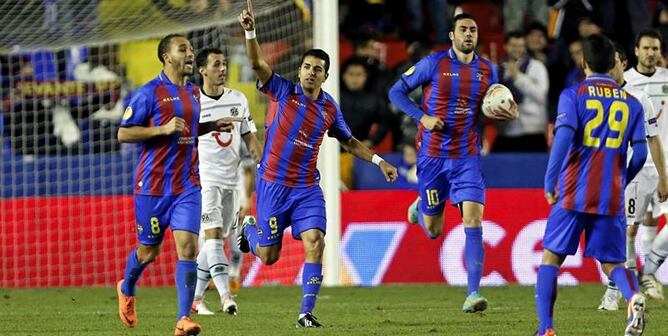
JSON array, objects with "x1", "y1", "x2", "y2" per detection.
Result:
[{"x1": 198, "y1": 87, "x2": 257, "y2": 189}]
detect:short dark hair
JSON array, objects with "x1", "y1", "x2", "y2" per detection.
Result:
[
  {"x1": 504, "y1": 31, "x2": 524, "y2": 43},
  {"x1": 635, "y1": 28, "x2": 663, "y2": 50},
  {"x1": 451, "y1": 13, "x2": 476, "y2": 32},
  {"x1": 300, "y1": 49, "x2": 330, "y2": 73},
  {"x1": 196, "y1": 47, "x2": 224, "y2": 68},
  {"x1": 341, "y1": 56, "x2": 368, "y2": 75},
  {"x1": 524, "y1": 21, "x2": 547, "y2": 36},
  {"x1": 613, "y1": 42, "x2": 627, "y2": 64},
  {"x1": 157, "y1": 34, "x2": 186, "y2": 64},
  {"x1": 582, "y1": 34, "x2": 615, "y2": 73}
]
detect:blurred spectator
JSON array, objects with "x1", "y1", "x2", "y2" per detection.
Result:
[
  {"x1": 503, "y1": 0, "x2": 548, "y2": 34},
  {"x1": 352, "y1": 36, "x2": 393, "y2": 95},
  {"x1": 405, "y1": 0, "x2": 449, "y2": 45},
  {"x1": 564, "y1": 39, "x2": 585, "y2": 88},
  {"x1": 524, "y1": 21, "x2": 549, "y2": 64},
  {"x1": 340, "y1": 57, "x2": 389, "y2": 148},
  {"x1": 392, "y1": 41, "x2": 433, "y2": 147},
  {"x1": 577, "y1": 16, "x2": 602, "y2": 38},
  {"x1": 397, "y1": 142, "x2": 418, "y2": 185},
  {"x1": 494, "y1": 31, "x2": 548, "y2": 152}
]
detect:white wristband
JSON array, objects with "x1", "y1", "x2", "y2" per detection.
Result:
[
  {"x1": 371, "y1": 154, "x2": 384, "y2": 166},
  {"x1": 245, "y1": 29, "x2": 256, "y2": 39}
]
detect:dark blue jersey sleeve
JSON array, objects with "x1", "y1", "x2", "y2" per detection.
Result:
[{"x1": 120, "y1": 90, "x2": 152, "y2": 127}]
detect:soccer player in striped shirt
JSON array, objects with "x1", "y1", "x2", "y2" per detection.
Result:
[
  {"x1": 388, "y1": 13, "x2": 518, "y2": 313},
  {"x1": 115, "y1": 34, "x2": 235, "y2": 336},
  {"x1": 236, "y1": 1, "x2": 398, "y2": 328},
  {"x1": 536, "y1": 34, "x2": 648, "y2": 336}
]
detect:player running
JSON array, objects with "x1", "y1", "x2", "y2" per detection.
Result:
[
  {"x1": 236, "y1": 0, "x2": 398, "y2": 328},
  {"x1": 116, "y1": 34, "x2": 235, "y2": 336},
  {"x1": 190, "y1": 47, "x2": 262, "y2": 316},
  {"x1": 536, "y1": 34, "x2": 647, "y2": 336},
  {"x1": 388, "y1": 13, "x2": 518, "y2": 313}
]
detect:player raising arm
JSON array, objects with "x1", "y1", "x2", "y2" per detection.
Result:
[
  {"x1": 536, "y1": 34, "x2": 647, "y2": 336},
  {"x1": 236, "y1": 0, "x2": 397, "y2": 328}
]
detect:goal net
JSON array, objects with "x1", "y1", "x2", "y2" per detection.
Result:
[{"x1": 0, "y1": 0, "x2": 312, "y2": 288}]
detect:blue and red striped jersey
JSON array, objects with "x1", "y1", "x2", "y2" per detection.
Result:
[
  {"x1": 120, "y1": 71, "x2": 201, "y2": 196},
  {"x1": 400, "y1": 48, "x2": 498, "y2": 158},
  {"x1": 258, "y1": 73, "x2": 353, "y2": 187},
  {"x1": 554, "y1": 74, "x2": 646, "y2": 216}
]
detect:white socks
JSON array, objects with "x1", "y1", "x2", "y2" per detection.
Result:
[
  {"x1": 194, "y1": 246, "x2": 210, "y2": 300},
  {"x1": 626, "y1": 233, "x2": 637, "y2": 270},
  {"x1": 645, "y1": 227, "x2": 668, "y2": 275},
  {"x1": 641, "y1": 225, "x2": 658, "y2": 258},
  {"x1": 206, "y1": 239, "x2": 230, "y2": 298}
]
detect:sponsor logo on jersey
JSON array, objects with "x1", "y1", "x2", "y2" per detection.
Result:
[
  {"x1": 476, "y1": 71, "x2": 484, "y2": 81},
  {"x1": 443, "y1": 72, "x2": 459, "y2": 77},
  {"x1": 649, "y1": 117, "x2": 657, "y2": 125},
  {"x1": 122, "y1": 107, "x2": 133, "y2": 120},
  {"x1": 231, "y1": 107, "x2": 239, "y2": 116},
  {"x1": 178, "y1": 136, "x2": 196, "y2": 145}
]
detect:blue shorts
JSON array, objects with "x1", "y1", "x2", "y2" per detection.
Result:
[
  {"x1": 543, "y1": 206, "x2": 626, "y2": 263},
  {"x1": 256, "y1": 178, "x2": 326, "y2": 247},
  {"x1": 417, "y1": 156, "x2": 485, "y2": 216},
  {"x1": 134, "y1": 188, "x2": 202, "y2": 245}
]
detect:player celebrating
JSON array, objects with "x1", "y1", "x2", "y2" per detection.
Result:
[
  {"x1": 388, "y1": 13, "x2": 518, "y2": 313},
  {"x1": 625, "y1": 29, "x2": 668, "y2": 299},
  {"x1": 236, "y1": 1, "x2": 398, "y2": 328},
  {"x1": 116, "y1": 34, "x2": 235, "y2": 336},
  {"x1": 536, "y1": 34, "x2": 647, "y2": 336},
  {"x1": 598, "y1": 45, "x2": 668, "y2": 310},
  {"x1": 191, "y1": 47, "x2": 262, "y2": 316}
]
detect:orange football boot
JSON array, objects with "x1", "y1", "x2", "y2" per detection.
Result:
[
  {"x1": 116, "y1": 279, "x2": 137, "y2": 328},
  {"x1": 174, "y1": 316, "x2": 202, "y2": 336}
]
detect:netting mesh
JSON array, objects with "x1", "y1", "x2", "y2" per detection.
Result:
[{"x1": 0, "y1": 0, "x2": 312, "y2": 287}]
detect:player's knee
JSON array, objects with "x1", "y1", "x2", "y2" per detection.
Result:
[
  {"x1": 204, "y1": 227, "x2": 224, "y2": 240},
  {"x1": 137, "y1": 245, "x2": 160, "y2": 264},
  {"x1": 304, "y1": 236, "x2": 325, "y2": 260},
  {"x1": 424, "y1": 222, "x2": 443, "y2": 238},
  {"x1": 260, "y1": 251, "x2": 280, "y2": 265},
  {"x1": 462, "y1": 216, "x2": 482, "y2": 228},
  {"x1": 628, "y1": 225, "x2": 639, "y2": 237}
]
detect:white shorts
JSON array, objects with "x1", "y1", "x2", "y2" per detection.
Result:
[
  {"x1": 625, "y1": 167, "x2": 666, "y2": 225},
  {"x1": 200, "y1": 186, "x2": 240, "y2": 236}
]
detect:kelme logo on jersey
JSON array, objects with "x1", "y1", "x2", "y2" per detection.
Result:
[{"x1": 230, "y1": 107, "x2": 239, "y2": 116}]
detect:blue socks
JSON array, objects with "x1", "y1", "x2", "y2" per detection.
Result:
[
  {"x1": 300, "y1": 263, "x2": 323, "y2": 314},
  {"x1": 244, "y1": 224, "x2": 260, "y2": 256},
  {"x1": 175, "y1": 260, "x2": 197, "y2": 320},
  {"x1": 464, "y1": 227, "x2": 484, "y2": 295},
  {"x1": 417, "y1": 202, "x2": 438, "y2": 239},
  {"x1": 609, "y1": 266, "x2": 639, "y2": 301},
  {"x1": 535, "y1": 265, "x2": 559, "y2": 334},
  {"x1": 122, "y1": 248, "x2": 147, "y2": 296}
]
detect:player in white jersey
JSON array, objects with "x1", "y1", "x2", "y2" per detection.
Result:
[
  {"x1": 597, "y1": 44, "x2": 668, "y2": 310},
  {"x1": 598, "y1": 35, "x2": 668, "y2": 310},
  {"x1": 628, "y1": 29, "x2": 668, "y2": 301},
  {"x1": 623, "y1": 30, "x2": 668, "y2": 301},
  {"x1": 191, "y1": 47, "x2": 262, "y2": 315}
]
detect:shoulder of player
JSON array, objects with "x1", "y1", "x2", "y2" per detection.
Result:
[
  {"x1": 476, "y1": 55, "x2": 496, "y2": 69},
  {"x1": 225, "y1": 87, "x2": 249, "y2": 101}
]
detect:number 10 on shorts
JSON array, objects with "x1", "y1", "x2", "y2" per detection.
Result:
[{"x1": 426, "y1": 189, "x2": 439, "y2": 207}]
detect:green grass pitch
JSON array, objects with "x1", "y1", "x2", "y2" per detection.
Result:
[{"x1": 2, "y1": 284, "x2": 667, "y2": 335}]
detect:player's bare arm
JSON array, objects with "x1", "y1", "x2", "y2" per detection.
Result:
[
  {"x1": 199, "y1": 117, "x2": 241, "y2": 136},
  {"x1": 648, "y1": 135, "x2": 668, "y2": 202},
  {"x1": 239, "y1": 0, "x2": 272, "y2": 84},
  {"x1": 118, "y1": 116, "x2": 185, "y2": 143},
  {"x1": 242, "y1": 132, "x2": 263, "y2": 163},
  {"x1": 339, "y1": 136, "x2": 398, "y2": 182}
]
